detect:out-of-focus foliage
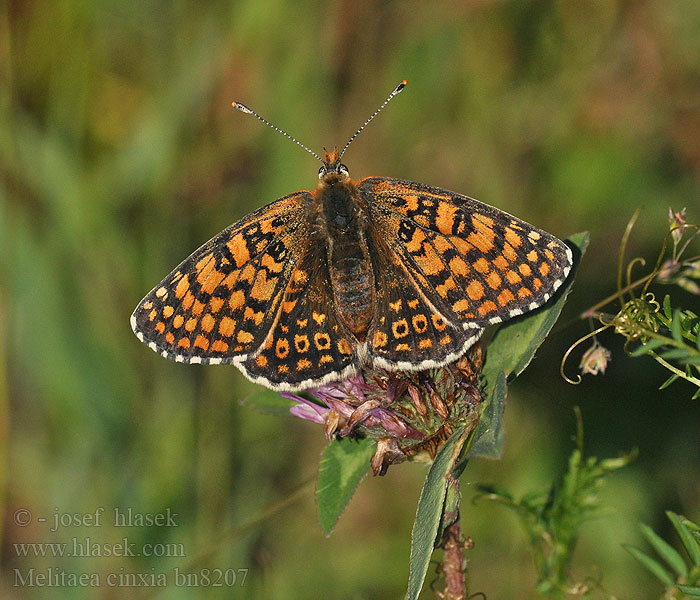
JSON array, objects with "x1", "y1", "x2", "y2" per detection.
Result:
[{"x1": 2, "y1": 1, "x2": 699, "y2": 598}]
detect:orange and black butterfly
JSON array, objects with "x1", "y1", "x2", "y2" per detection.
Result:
[{"x1": 131, "y1": 81, "x2": 572, "y2": 391}]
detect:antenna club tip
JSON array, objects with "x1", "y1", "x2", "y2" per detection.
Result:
[
  {"x1": 395, "y1": 80, "x2": 407, "y2": 92},
  {"x1": 232, "y1": 101, "x2": 253, "y2": 114}
]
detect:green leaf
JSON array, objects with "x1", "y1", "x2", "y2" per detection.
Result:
[
  {"x1": 667, "y1": 511, "x2": 700, "y2": 566},
  {"x1": 467, "y1": 371, "x2": 507, "y2": 460},
  {"x1": 658, "y1": 373, "x2": 680, "y2": 390},
  {"x1": 672, "y1": 309, "x2": 683, "y2": 342},
  {"x1": 639, "y1": 522, "x2": 687, "y2": 577},
  {"x1": 630, "y1": 338, "x2": 666, "y2": 356},
  {"x1": 240, "y1": 389, "x2": 297, "y2": 415},
  {"x1": 623, "y1": 545, "x2": 674, "y2": 586},
  {"x1": 435, "y1": 477, "x2": 461, "y2": 543},
  {"x1": 316, "y1": 437, "x2": 376, "y2": 535},
  {"x1": 406, "y1": 426, "x2": 469, "y2": 600},
  {"x1": 482, "y1": 232, "x2": 588, "y2": 394},
  {"x1": 678, "y1": 585, "x2": 700, "y2": 597},
  {"x1": 663, "y1": 295, "x2": 673, "y2": 320}
]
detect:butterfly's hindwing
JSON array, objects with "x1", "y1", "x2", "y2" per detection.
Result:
[
  {"x1": 239, "y1": 245, "x2": 358, "y2": 390},
  {"x1": 367, "y1": 230, "x2": 482, "y2": 370}
]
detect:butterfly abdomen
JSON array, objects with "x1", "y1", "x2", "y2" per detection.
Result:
[{"x1": 316, "y1": 176, "x2": 375, "y2": 342}]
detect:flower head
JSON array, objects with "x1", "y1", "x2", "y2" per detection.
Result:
[
  {"x1": 284, "y1": 343, "x2": 485, "y2": 475},
  {"x1": 668, "y1": 207, "x2": 687, "y2": 246},
  {"x1": 579, "y1": 340, "x2": 612, "y2": 376}
]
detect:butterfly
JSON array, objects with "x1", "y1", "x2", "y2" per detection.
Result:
[{"x1": 131, "y1": 81, "x2": 573, "y2": 391}]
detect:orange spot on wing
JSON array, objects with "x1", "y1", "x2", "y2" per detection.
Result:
[
  {"x1": 228, "y1": 290, "x2": 245, "y2": 310},
  {"x1": 209, "y1": 297, "x2": 224, "y2": 313},
  {"x1": 178, "y1": 337, "x2": 190, "y2": 349},
  {"x1": 201, "y1": 314, "x2": 215, "y2": 333},
  {"x1": 165, "y1": 332, "x2": 175, "y2": 344},
  {"x1": 194, "y1": 335, "x2": 210, "y2": 351},
  {"x1": 296, "y1": 359, "x2": 311, "y2": 370},
  {"x1": 419, "y1": 339, "x2": 433, "y2": 349},
  {"x1": 435, "y1": 202, "x2": 458, "y2": 235},
  {"x1": 497, "y1": 289, "x2": 515, "y2": 306},
  {"x1": 211, "y1": 340, "x2": 229, "y2": 353},
  {"x1": 175, "y1": 276, "x2": 190, "y2": 299},
  {"x1": 506, "y1": 270, "x2": 522, "y2": 284},
  {"x1": 478, "y1": 300, "x2": 497, "y2": 315},
  {"x1": 505, "y1": 228, "x2": 522, "y2": 248},
  {"x1": 256, "y1": 354, "x2": 268, "y2": 367},
  {"x1": 373, "y1": 331, "x2": 388, "y2": 347},
  {"x1": 185, "y1": 318, "x2": 198, "y2": 332},
  {"x1": 473, "y1": 258, "x2": 490, "y2": 273},
  {"x1": 519, "y1": 263, "x2": 532, "y2": 276},
  {"x1": 192, "y1": 300, "x2": 206, "y2": 316},
  {"x1": 493, "y1": 255, "x2": 509, "y2": 270},
  {"x1": 539, "y1": 262, "x2": 551, "y2": 276},
  {"x1": 466, "y1": 280, "x2": 484, "y2": 300},
  {"x1": 517, "y1": 287, "x2": 533, "y2": 298},
  {"x1": 486, "y1": 271, "x2": 502, "y2": 289},
  {"x1": 182, "y1": 291, "x2": 195, "y2": 310},
  {"x1": 219, "y1": 317, "x2": 236, "y2": 337},
  {"x1": 237, "y1": 330, "x2": 254, "y2": 344},
  {"x1": 200, "y1": 269, "x2": 225, "y2": 295},
  {"x1": 467, "y1": 232, "x2": 494, "y2": 253},
  {"x1": 449, "y1": 256, "x2": 469, "y2": 276},
  {"x1": 453, "y1": 299, "x2": 471, "y2": 312},
  {"x1": 338, "y1": 339, "x2": 352, "y2": 355},
  {"x1": 173, "y1": 315, "x2": 184, "y2": 328},
  {"x1": 227, "y1": 233, "x2": 251, "y2": 267},
  {"x1": 527, "y1": 250, "x2": 538, "y2": 262},
  {"x1": 155, "y1": 322, "x2": 165, "y2": 334},
  {"x1": 163, "y1": 305, "x2": 174, "y2": 318}
]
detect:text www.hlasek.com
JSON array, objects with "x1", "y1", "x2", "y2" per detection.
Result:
[{"x1": 14, "y1": 538, "x2": 184, "y2": 558}]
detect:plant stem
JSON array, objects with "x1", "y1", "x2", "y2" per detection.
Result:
[{"x1": 442, "y1": 478, "x2": 468, "y2": 600}]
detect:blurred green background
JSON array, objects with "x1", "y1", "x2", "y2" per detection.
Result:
[{"x1": 2, "y1": 0, "x2": 699, "y2": 598}]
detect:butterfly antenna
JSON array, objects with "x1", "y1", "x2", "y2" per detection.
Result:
[
  {"x1": 338, "y1": 80, "x2": 407, "y2": 160},
  {"x1": 232, "y1": 101, "x2": 323, "y2": 163}
]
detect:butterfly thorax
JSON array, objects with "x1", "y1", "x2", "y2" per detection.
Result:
[{"x1": 312, "y1": 171, "x2": 375, "y2": 343}]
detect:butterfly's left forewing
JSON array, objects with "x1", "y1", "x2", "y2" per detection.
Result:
[
  {"x1": 363, "y1": 177, "x2": 573, "y2": 331},
  {"x1": 131, "y1": 192, "x2": 310, "y2": 365}
]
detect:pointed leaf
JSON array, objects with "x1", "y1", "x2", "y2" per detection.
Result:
[
  {"x1": 623, "y1": 545, "x2": 674, "y2": 586},
  {"x1": 406, "y1": 426, "x2": 469, "y2": 600},
  {"x1": 677, "y1": 585, "x2": 700, "y2": 597},
  {"x1": 317, "y1": 437, "x2": 375, "y2": 535},
  {"x1": 630, "y1": 338, "x2": 666, "y2": 356},
  {"x1": 639, "y1": 522, "x2": 687, "y2": 577},
  {"x1": 667, "y1": 511, "x2": 700, "y2": 566},
  {"x1": 482, "y1": 233, "x2": 588, "y2": 393},
  {"x1": 663, "y1": 295, "x2": 673, "y2": 320},
  {"x1": 467, "y1": 371, "x2": 507, "y2": 460},
  {"x1": 659, "y1": 373, "x2": 680, "y2": 390},
  {"x1": 672, "y1": 310, "x2": 683, "y2": 342}
]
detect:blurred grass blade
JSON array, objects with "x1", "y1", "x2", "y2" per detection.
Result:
[
  {"x1": 667, "y1": 511, "x2": 700, "y2": 566},
  {"x1": 406, "y1": 426, "x2": 469, "y2": 600},
  {"x1": 240, "y1": 389, "x2": 297, "y2": 415},
  {"x1": 317, "y1": 437, "x2": 376, "y2": 536},
  {"x1": 639, "y1": 523, "x2": 687, "y2": 577},
  {"x1": 623, "y1": 545, "x2": 674, "y2": 586}
]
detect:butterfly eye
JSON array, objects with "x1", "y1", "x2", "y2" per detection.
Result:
[
  {"x1": 318, "y1": 166, "x2": 327, "y2": 179},
  {"x1": 338, "y1": 164, "x2": 350, "y2": 176}
]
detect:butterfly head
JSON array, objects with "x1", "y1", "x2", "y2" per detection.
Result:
[{"x1": 318, "y1": 146, "x2": 350, "y2": 182}]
